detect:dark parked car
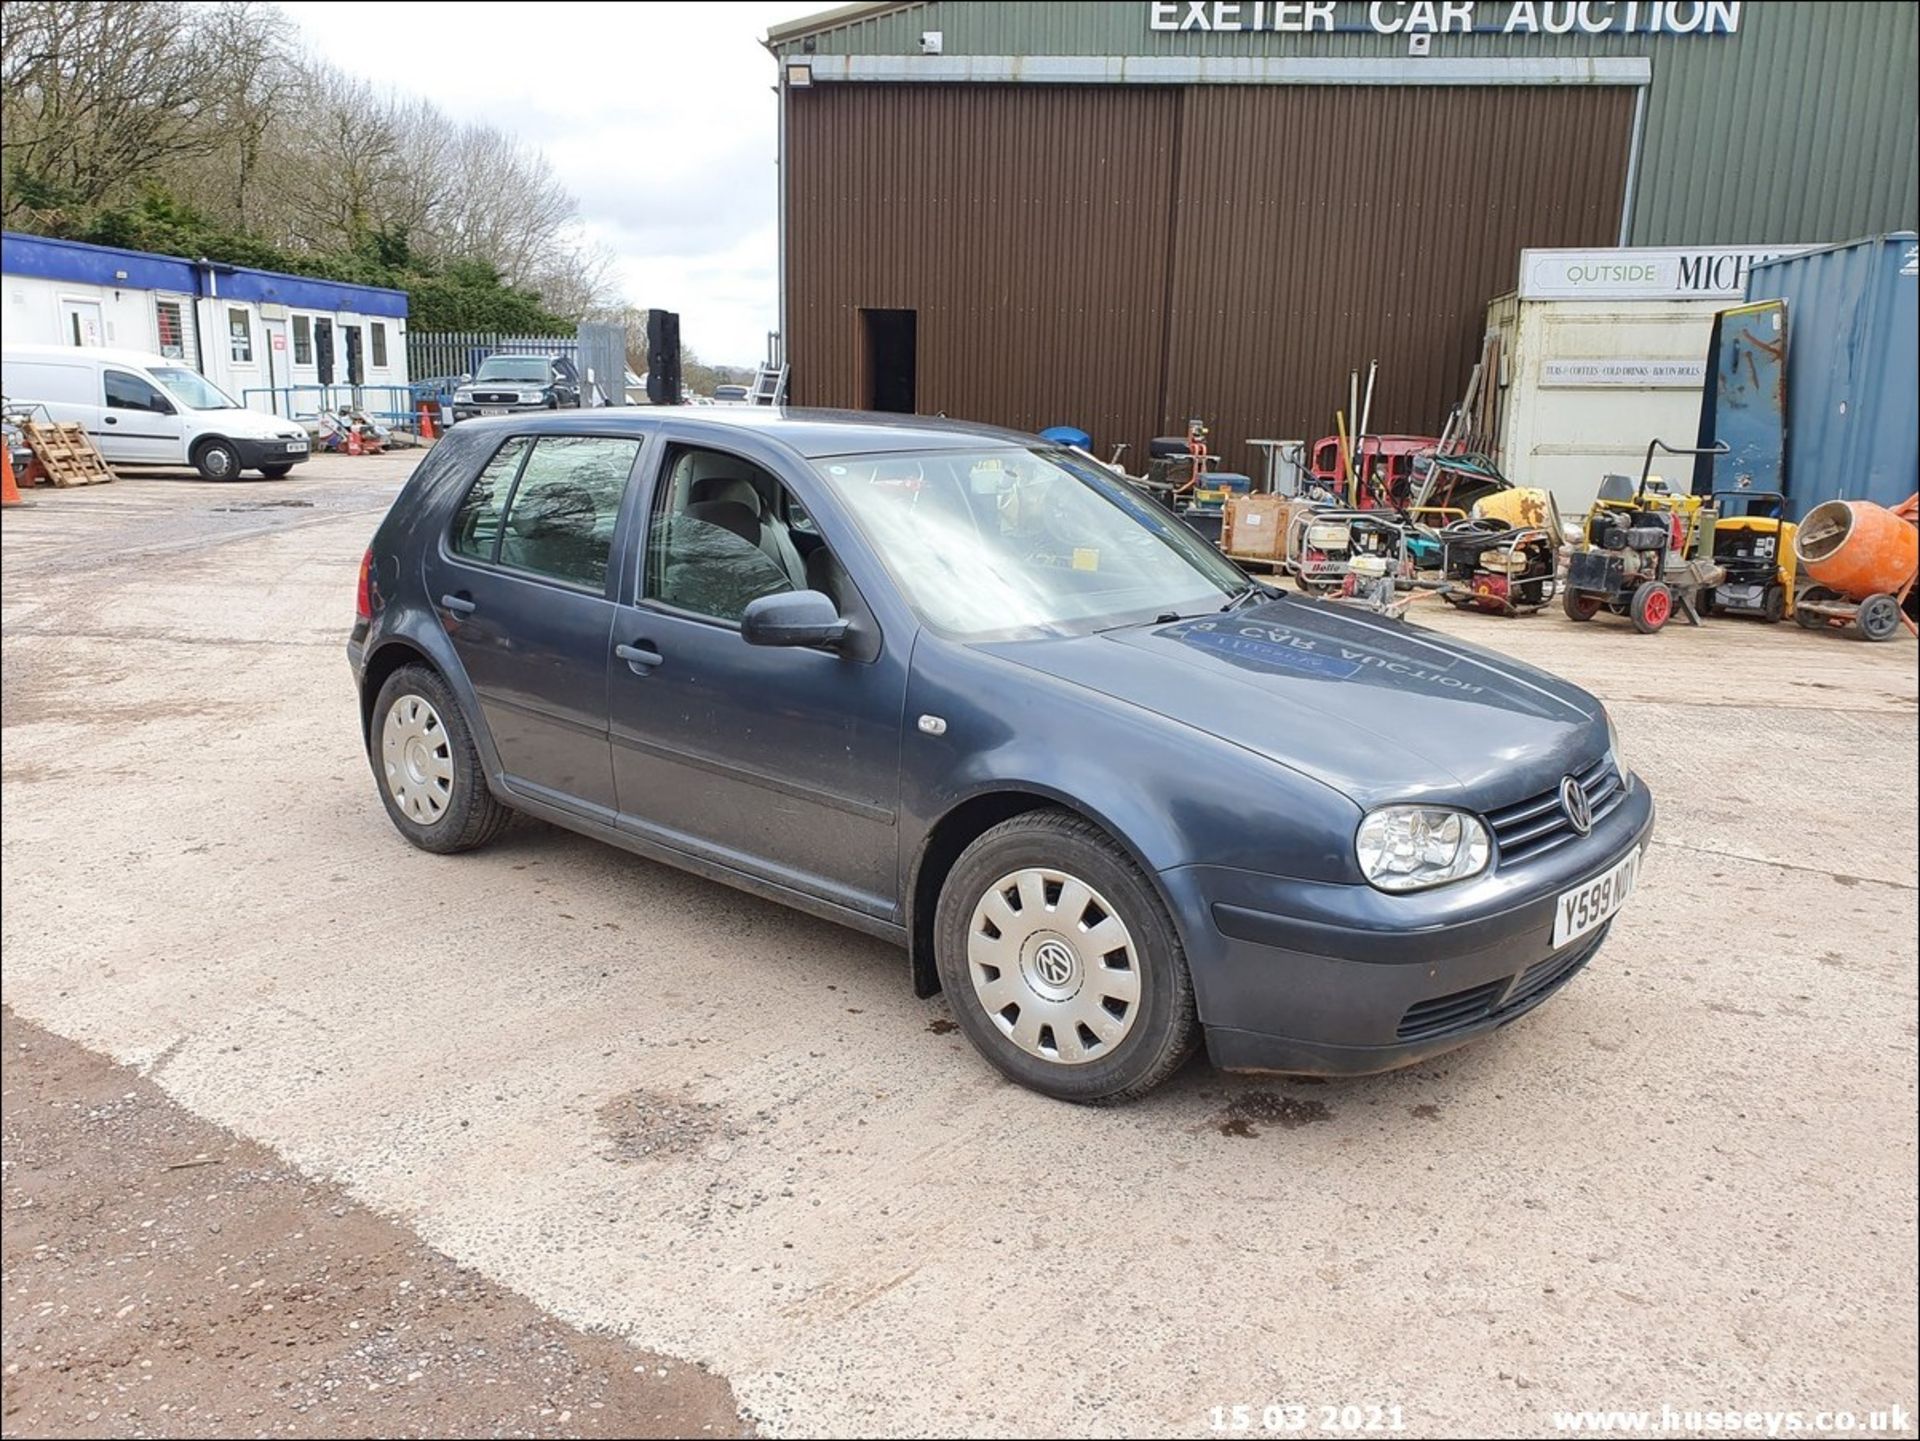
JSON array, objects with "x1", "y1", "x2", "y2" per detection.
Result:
[
  {"x1": 450, "y1": 354, "x2": 581, "y2": 423},
  {"x1": 349, "y1": 410, "x2": 1653, "y2": 1103}
]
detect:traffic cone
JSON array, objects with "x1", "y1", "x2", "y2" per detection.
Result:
[
  {"x1": 2, "y1": 442, "x2": 22, "y2": 507},
  {"x1": 418, "y1": 406, "x2": 437, "y2": 442},
  {"x1": 346, "y1": 426, "x2": 363, "y2": 456}
]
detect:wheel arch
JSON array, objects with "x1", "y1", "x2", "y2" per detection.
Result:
[
  {"x1": 357, "y1": 638, "x2": 438, "y2": 748},
  {"x1": 904, "y1": 786, "x2": 1173, "y2": 1001}
]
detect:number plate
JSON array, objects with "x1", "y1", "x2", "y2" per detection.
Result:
[
  {"x1": 479, "y1": 407, "x2": 508, "y2": 416},
  {"x1": 1552, "y1": 849, "x2": 1639, "y2": 949},
  {"x1": 284, "y1": 440, "x2": 307, "y2": 452}
]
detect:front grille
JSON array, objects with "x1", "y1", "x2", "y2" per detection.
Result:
[
  {"x1": 1394, "y1": 927, "x2": 1608, "y2": 1043},
  {"x1": 472, "y1": 391, "x2": 523, "y2": 404},
  {"x1": 1485, "y1": 754, "x2": 1625, "y2": 866},
  {"x1": 1500, "y1": 926, "x2": 1606, "y2": 1012},
  {"x1": 1397, "y1": 978, "x2": 1507, "y2": 1041}
]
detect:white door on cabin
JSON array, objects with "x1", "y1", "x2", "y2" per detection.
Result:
[{"x1": 61, "y1": 299, "x2": 104, "y2": 347}]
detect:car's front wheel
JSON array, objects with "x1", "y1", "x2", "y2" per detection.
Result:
[
  {"x1": 193, "y1": 438, "x2": 240, "y2": 481},
  {"x1": 934, "y1": 810, "x2": 1198, "y2": 1103},
  {"x1": 259, "y1": 463, "x2": 294, "y2": 479},
  {"x1": 369, "y1": 664, "x2": 511, "y2": 853}
]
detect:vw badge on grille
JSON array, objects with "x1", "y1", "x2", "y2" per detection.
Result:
[{"x1": 1560, "y1": 775, "x2": 1593, "y2": 835}]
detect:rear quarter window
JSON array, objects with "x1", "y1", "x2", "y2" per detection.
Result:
[{"x1": 450, "y1": 437, "x2": 530, "y2": 563}]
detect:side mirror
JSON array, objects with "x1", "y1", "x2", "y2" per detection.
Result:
[{"x1": 741, "y1": 589, "x2": 849, "y2": 648}]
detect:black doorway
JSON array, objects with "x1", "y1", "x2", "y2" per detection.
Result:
[{"x1": 861, "y1": 308, "x2": 916, "y2": 413}]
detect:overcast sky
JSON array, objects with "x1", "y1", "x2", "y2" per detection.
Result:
[{"x1": 279, "y1": 1, "x2": 822, "y2": 366}]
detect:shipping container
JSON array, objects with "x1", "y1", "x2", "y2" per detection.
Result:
[{"x1": 1746, "y1": 234, "x2": 1919, "y2": 520}]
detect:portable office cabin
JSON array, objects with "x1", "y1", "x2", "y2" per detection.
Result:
[
  {"x1": 1742, "y1": 234, "x2": 1919, "y2": 520},
  {"x1": 1, "y1": 232, "x2": 409, "y2": 416}
]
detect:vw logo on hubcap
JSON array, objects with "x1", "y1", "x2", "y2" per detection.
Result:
[
  {"x1": 1032, "y1": 939, "x2": 1076, "y2": 988},
  {"x1": 1560, "y1": 775, "x2": 1593, "y2": 835}
]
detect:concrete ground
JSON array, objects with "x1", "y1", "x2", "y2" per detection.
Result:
[{"x1": 3, "y1": 452, "x2": 1916, "y2": 1438}]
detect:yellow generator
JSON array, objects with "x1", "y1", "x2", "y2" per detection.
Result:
[{"x1": 1702, "y1": 489, "x2": 1796, "y2": 622}]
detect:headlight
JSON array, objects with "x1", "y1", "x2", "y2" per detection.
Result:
[
  {"x1": 1605, "y1": 713, "x2": 1631, "y2": 789},
  {"x1": 519, "y1": 389, "x2": 547, "y2": 403},
  {"x1": 1356, "y1": 806, "x2": 1490, "y2": 892}
]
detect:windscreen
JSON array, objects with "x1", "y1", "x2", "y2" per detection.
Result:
[
  {"x1": 811, "y1": 447, "x2": 1244, "y2": 640},
  {"x1": 150, "y1": 367, "x2": 240, "y2": 410}
]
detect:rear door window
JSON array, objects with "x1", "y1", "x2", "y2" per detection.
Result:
[
  {"x1": 448, "y1": 434, "x2": 641, "y2": 589},
  {"x1": 496, "y1": 436, "x2": 640, "y2": 589}
]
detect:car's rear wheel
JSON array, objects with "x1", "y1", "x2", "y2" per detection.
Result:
[
  {"x1": 370, "y1": 664, "x2": 510, "y2": 853},
  {"x1": 934, "y1": 810, "x2": 1197, "y2": 1103}
]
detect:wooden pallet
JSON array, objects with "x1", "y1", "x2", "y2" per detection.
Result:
[
  {"x1": 1223, "y1": 551, "x2": 1288, "y2": 573},
  {"x1": 21, "y1": 421, "x2": 115, "y2": 487}
]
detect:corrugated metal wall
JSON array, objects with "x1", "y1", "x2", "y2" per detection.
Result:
[
  {"x1": 1161, "y1": 84, "x2": 1631, "y2": 454},
  {"x1": 786, "y1": 82, "x2": 1629, "y2": 461},
  {"x1": 775, "y1": 1, "x2": 1920, "y2": 246},
  {"x1": 786, "y1": 84, "x2": 1179, "y2": 451},
  {"x1": 1746, "y1": 234, "x2": 1919, "y2": 519}
]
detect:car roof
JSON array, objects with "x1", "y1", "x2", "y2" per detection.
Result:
[
  {"x1": 2, "y1": 343, "x2": 182, "y2": 369},
  {"x1": 461, "y1": 405, "x2": 1044, "y2": 459}
]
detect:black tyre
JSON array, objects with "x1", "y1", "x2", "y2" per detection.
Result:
[
  {"x1": 1857, "y1": 592, "x2": 1902, "y2": 642},
  {"x1": 1761, "y1": 584, "x2": 1787, "y2": 624},
  {"x1": 369, "y1": 664, "x2": 511, "y2": 854},
  {"x1": 193, "y1": 438, "x2": 241, "y2": 481},
  {"x1": 1562, "y1": 587, "x2": 1602, "y2": 622},
  {"x1": 1629, "y1": 581, "x2": 1673, "y2": 634},
  {"x1": 259, "y1": 463, "x2": 295, "y2": 479},
  {"x1": 934, "y1": 809, "x2": 1198, "y2": 1104}
]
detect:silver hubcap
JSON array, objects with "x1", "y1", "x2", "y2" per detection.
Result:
[
  {"x1": 381, "y1": 693, "x2": 454, "y2": 825},
  {"x1": 966, "y1": 867, "x2": 1141, "y2": 1066}
]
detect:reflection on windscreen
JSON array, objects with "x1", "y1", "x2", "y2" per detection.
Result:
[
  {"x1": 476, "y1": 359, "x2": 550, "y2": 383},
  {"x1": 813, "y1": 448, "x2": 1241, "y2": 638},
  {"x1": 150, "y1": 367, "x2": 239, "y2": 410}
]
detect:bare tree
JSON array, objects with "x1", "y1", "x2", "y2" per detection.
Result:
[
  {"x1": 0, "y1": 0, "x2": 630, "y2": 322},
  {"x1": 1, "y1": 0, "x2": 215, "y2": 219},
  {"x1": 195, "y1": 1, "x2": 294, "y2": 228}
]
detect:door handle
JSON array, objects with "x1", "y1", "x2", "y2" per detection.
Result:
[
  {"x1": 103, "y1": 415, "x2": 118, "y2": 424},
  {"x1": 439, "y1": 593, "x2": 477, "y2": 615},
  {"x1": 615, "y1": 642, "x2": 663, "y2": 672}
]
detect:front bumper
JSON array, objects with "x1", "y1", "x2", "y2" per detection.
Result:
[
  {"x1": 234, "y1": 435, "x2": 311, "y2": 470},
  {"x1": 1161, "y1": 781, "x2": 1656, "y2": 1076},
  {"x1": 450, "y1": 399, "x2": 550, "y2": 422}
]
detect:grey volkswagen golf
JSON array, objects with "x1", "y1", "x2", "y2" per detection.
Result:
[{"x1": 349, "y1": 409, "x2": 1653, "y2": 1103}]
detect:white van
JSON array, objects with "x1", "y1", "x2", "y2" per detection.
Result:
[{"x1": 0, "y1": 344, "x2": 311, "y2": 480}]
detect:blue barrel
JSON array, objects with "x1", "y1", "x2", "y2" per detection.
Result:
[{"x1": 1039, "y1": 425, "x2": 1093, "y2": 449}]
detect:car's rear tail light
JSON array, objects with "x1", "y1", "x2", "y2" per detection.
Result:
[{"x1": 356, "y1": 547, "x2": 374, "y2": 621}]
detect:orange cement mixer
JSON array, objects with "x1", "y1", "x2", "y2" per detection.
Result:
[{"x1": 1792, "y1": 496, "x2": 1919, "y2": 641}]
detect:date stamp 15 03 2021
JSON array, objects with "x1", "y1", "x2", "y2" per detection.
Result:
[{"x1": 1209, "y1": 1403, "x2": 1407, "y2": 1434}]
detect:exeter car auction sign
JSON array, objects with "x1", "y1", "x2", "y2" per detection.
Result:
[
  {"x1": 1518, "y1": 246, "x2": 1819, "y2": 302},
  {"x1": 1149, "y1": 1, "x2": 1743, "y2": 34}
]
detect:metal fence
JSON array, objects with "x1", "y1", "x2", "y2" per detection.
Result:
[{"x1": 405, "y1": 331, "x2": 579, "y2": 386}]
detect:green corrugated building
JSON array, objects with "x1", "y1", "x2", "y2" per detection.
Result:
[{"x1": 767, "y1": 1, "x2": 1919, "y2": 454}]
